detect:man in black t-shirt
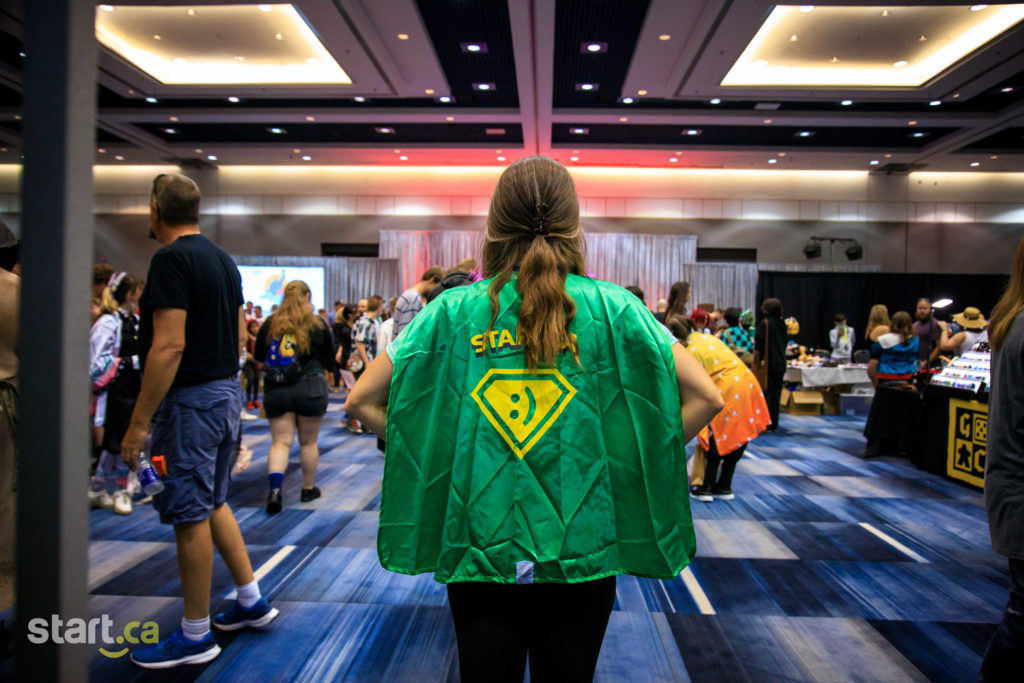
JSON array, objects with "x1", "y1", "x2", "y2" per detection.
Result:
[{"x1": 121, "y1": 173, "x2": 278, "y2": 669}]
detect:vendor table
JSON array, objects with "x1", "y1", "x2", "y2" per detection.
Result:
[
  {"x1": 922, "y1": 384, "x2": 988, "y2": 491},
  {"x1": 784, "y1": 365, "x2": 872, "y2": 387}
]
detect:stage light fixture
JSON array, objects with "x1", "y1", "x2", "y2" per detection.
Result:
[
  {"x1": 803, "y1": 240, "x2": 822, "y2": 259},
  {"x1": 845, "y1": 242, "x2": 863, "y2": 260}
]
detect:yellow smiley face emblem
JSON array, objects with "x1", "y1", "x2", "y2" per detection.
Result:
[{"x1": 470, "y1": 369, "x2": 577, "y2": 459}]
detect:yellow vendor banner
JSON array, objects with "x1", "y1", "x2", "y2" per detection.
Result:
[{"x1": 947, "y1": 398, "x2": 987, "y2": 489}]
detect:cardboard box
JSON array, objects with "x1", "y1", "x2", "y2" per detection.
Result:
[{"x1": 781, "y1": 389, "x2": 825, "y2": 415}]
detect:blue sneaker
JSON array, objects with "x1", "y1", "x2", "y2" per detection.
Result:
[
  {"x1": 213, "y1": 597, "x2": 280, "y2": 631},
  {"x1": 129, "y1": 627, "x2": 220, "y2": 669}
]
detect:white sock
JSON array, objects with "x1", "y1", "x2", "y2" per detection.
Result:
[
  {"x1": 181, "y1": 616, "x2": 210, "y2": 642},
  {"x1": 236, "y1": 579, "x2": 261, "y2": 608}
]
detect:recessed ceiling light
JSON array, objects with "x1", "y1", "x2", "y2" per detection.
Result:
[
  {"x1": 763, "y1": 119, "x2": 772, "y2": 124},
  {"x1": 799, "y1": 5, "x2": 814, "y2": 12},
  {"x1": 577, "y1": 83, "x2": 598, "y2": 91},
  {"x1": 870, "y1": 160, "x2": 879, "y2": 165},
  {"x1": 439, "y1": 96, "x2": 452, "y2": 103},
  {"x1": 302, "y1": 155, "x2": 312, "y2": 161},
  {"x1": 397, "y1": 33, "x2": 409, "y2": 40},
  {"x1": 991, "y1": 155, "x2": 999, "y2": 159},
  {"x1": 970, "y1": 161, "x2": 981, "y2": 166},
  {"x1": 354, "y1": 96, "x2": 366, "y2": 102},
  {"x1": 207, "y1": 155, "x2": 217, "y2": 160},
  {"x1": 908, "y1": 120, "x2": 917, "y2": 125},
  {"x1": 497, "y1": 156, "x2": 506, "y2": 161},
  {"x1": 100, "y1": 4, "x2": 114, "y2": 11},
  {"x1": 153, "y1": 34, "x2": 162, "y2": 40},
  {"x1": 796, "y1": 130, "x2": 814, "y2": 137},
  {"x1": 424, "y1": 88, "x2": 435, "y2": 95},
  {"x1": 582, "y1": 42, "x2": 607, "y2": 53},
  {"x1": 881, "y1": 9, "x2": 890, "y2": 17},
  {"x1": 570, "y1": 127, "x2": 588, "y2": 134},
  {"x1": 97, "y1": 148, "x2": 106, "y2": 154},
  {"x1": 659, "y1": 34, "x2": 671, "y2": 41},
  {"x1": 294, "y1": 148, "x2": 302, "y2": 153},
  {"x1": 684, "y1": 129, "x2": 701, "y2": 136},
  {"x1": 258, "y1": 4, "x2": 272, "y2": 11},
  {"x1": 777, "y1": 152, "x2": 786, "y2": 157},
  {"x1": 462, "y1": 43, "x2": 488, "y2": 53},
  {"x1": 235, "y1": 56, "x2": 245, "y2": 61},
  {"x1": 884, "y1": 153, "x2": 892, "y2": 158},
  {"x1": 188, "y1": 9, "x2": 195, "y2": 16},
  {"x1": 194, "y1": 148, "x2": 203, "y2": 154},
  {"x1": 145, "y1": 96, "x2": 158, "y2": 103},
  {"x1": 485, "y1": 128, "x2": 506, "y2": 135},
  {"x1": 619, "y1": 117, "x2": 628, "y2": 122},
  {"x1": 768, "y1": 158, "x2": 778, "y2": 164},
  {"x1": 970, "y1": 5, "x2": 987, "y2": 11},
  {"x1": 163, "y1": 128, "x2": 177, "y2": 134},
  {"x1": 268, "y1": 127, "x2": 285, "y2": 134},
  {"x1": 893, "y1": 60, "x2": 908, "y2": 68},
  {"x1": 1001, "y1": 86, "x2": 1014, "y2": 93},
  {"x1": 306, "y1": 116, "x2": 315, "y2": 121},
  {"x1": 710, "y1": 98, "x2": 721, "y2": 104},
  {"x1": 790, "y1": 34, "x2": 798, "y2": 42},
  {"x1": 227, "y1": 96, "x2": 240, "y2": 103},
  {"x1": 445, "y1": 116, "x2": 455, "y2": 121},
  {"x1": 919, "y1": 35, "x2": 927, "y2": 41},
  {"x1": 570, "y1": 156, "x2": 579, "y2": 161},
  {"x1": 375, "y1": 127, "x2": 395, "y2": 134},
  {"x1": 274, "y1": 33, "x2": 283, "y2": 40},
  {"x1": 114, "y1": 155, "x2": 124, "y2": 160},
  {"x1": 473, "y1": 82, "x2": 495, "y2": 91},
  {"x1": 911, "y1": 132, "x2": 926, "y2": 138},
  {"x1": 929, "y1": 100, "x2": 941, "y2": 106},
  {"x1": 399, "y1": 155, "x2": 408, "y2": 160},
  {"x1": 621, "y1": 97, "x2": 634, "y2": 104},
  {"x1": 173, "y1": 57, "x2": 187, "y2": 64},
  {"x1": 169, "y1": 116, "x2": 178, "y2": 121},
  {"x1": 830, "y1": 56, "x2": 840, "y2": 64},
  {"x1": 305, "y1": 58, "x2": 318, "y2": 65},
  {"x1": 840, "y1": 99, "x2": 853, "y2": 105},
  {"x1": 12, "y1": 115, "x2": 19, "y2": 120},
  {"x1": 669, "y1": 157, "x2": 678, "y2": 162},
  {"x1": 18, "y1": 52, "x2": 25, "y2": 58},
  {"x1": 637, "y1": 89, "x2": 647, "y2": 95}
]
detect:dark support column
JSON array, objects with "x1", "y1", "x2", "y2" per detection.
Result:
[{"x1": 16, "y1": 0, "x2": 96, "y2": 680}]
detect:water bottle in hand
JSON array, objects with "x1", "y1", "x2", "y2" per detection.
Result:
[{"x1": 137, "y1": 451, "x2": 164, "y2": 496}]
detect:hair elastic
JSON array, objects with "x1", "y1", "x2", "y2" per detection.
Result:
[{"x1": 532, "y1": 202, "x2": 551, "y2": 235}]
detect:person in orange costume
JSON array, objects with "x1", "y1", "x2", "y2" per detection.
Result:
[{"x1": 667, "y1": 314, "x2": 771, "y2": 502}]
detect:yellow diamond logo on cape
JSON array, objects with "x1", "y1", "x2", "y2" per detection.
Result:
[{"x1": 470, "y1": 369, "x2": 577, "y2": 459}]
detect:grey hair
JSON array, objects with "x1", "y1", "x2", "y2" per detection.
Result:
[{"x1": 150, "y1": 173, "x2": 201, "y2": 227}]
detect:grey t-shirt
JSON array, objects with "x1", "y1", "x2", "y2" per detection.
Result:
[
  {"x1": 392, "y1": 287, "x2": 424, "y2": 338},
  {"x1": 986, "y1": 312, "x2": 1024, "y2": 559}
]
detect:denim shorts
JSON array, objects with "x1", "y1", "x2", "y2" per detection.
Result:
[{"x1": 149, "y1": 376, "x2": 242, "y2": 525}]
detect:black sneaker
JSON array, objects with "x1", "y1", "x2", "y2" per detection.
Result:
[
  {"x1": 689, "y1": 484, "x2": 703, "y2": 495},
  {"x1": 266, "y1": 488, "x2": 283, "y2": 515},
  {"x1": 692, "y1": 487, "x2": 714, "y2": 502},
  {"x1": 710, "y1": 488, "x2": 735, "y2": 501},
  {"x1": 300, "y1": 486, "x2": 321, "y2": 503}
]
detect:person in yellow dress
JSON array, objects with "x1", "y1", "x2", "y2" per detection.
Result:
[{"x1": 668, "y1": 314, "x2": 771, "y2": 502}]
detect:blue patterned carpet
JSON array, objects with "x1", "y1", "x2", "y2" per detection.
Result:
[{"x1": 4, "y1": 393, "x2": 1007, "y2": 681}]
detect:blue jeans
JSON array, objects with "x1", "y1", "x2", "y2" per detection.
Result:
[
  {"x1": 980, "y1": 558, "x2": 1024, "y2": 681},
  {"x1": 149, "y1": 377, "x2": 242, "y2": 525}
]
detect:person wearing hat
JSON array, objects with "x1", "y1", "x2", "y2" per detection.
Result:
[{"x1": 940, "y1": 307, "x2": 989, "y2": 357}]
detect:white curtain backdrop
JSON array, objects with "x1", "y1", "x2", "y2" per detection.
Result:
[
  {"x1": 231, "y1": 254, "x2": 401, "y2": 305},
  {"x1": 759, "y1": 263, "x2": 882, "y2": 272},
  {"x1": 679, "y1": 263, "x2": 760, "y2": 314},
  {"x1": 381, "y1": 229, "x2": 700, "y2": 302},
  {"x1": 379, "y1": 230, "x2": 483, "y2": 291}
]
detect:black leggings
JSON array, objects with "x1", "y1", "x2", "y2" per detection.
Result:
[
  {"x1": 703, "y1": 433, "x2": 746, "y2": 492},
  {"x1": 446, "y1": 576, "x2": 616, "y2": 682},
  {"x1": 242, "y1": 361, "x2": 261, "y2": 403}
]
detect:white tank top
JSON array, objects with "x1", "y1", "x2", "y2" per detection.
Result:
[{"x1": 956, "y1": 329, "x2": 988, "y2": 356}]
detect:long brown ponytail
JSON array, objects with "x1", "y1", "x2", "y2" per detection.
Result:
[
  {"x1": 482, "y1": 156, "x2": 585, "y2": 370},
  {"x1": 989, "y1": 235, "x2": 1024, "y2": 350}
]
